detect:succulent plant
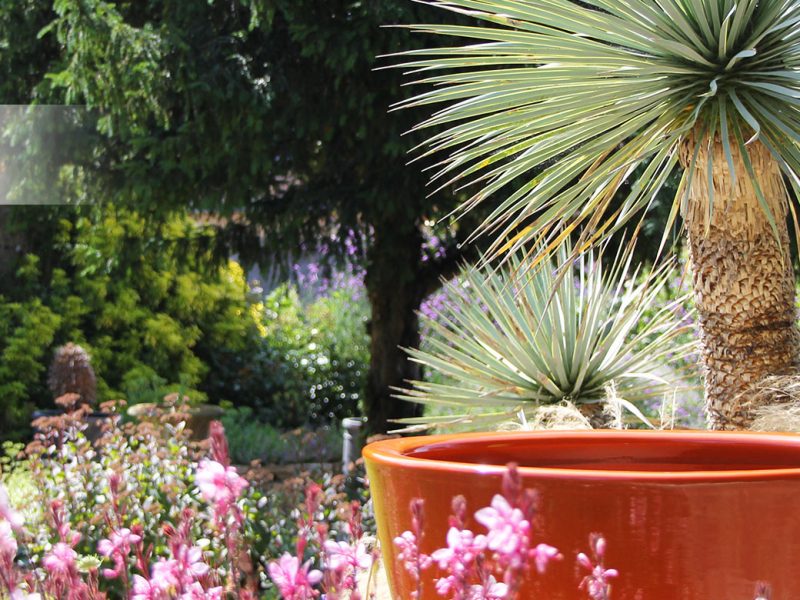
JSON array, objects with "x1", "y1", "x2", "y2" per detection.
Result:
[
  {"x1": 48, "y1": 343, "x2": 97, "y2": 408},
  {"x1": 396, "y1": 243, "x2": 696, "y2": 430}
]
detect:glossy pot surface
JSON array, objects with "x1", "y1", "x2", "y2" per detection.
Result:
[{"x1": 363, "y1": 430, "x2": 800, "y2": 599}]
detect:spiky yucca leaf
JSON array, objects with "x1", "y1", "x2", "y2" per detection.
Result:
[
  {"x1": 396, "y1": 245, "x2": 696, "y2": 429},
  {"x1": 394, "y1": 0, "x2": 800, "y2": 255}
]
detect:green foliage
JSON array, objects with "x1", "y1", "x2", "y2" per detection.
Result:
[
  {"x1": 42, "y1": 0, "x2": 168, "y2": 137},
  {"x1": 0, "y1": 200, "x2": 374, "y2": 438},
  {"x1": 221, "y1": 407, "x2": 342, "y2": 465},
  {"x1": 0, "y1": 205, "x2": 262, "y2": 438},
  {"x1": 398, "y1": 243, "x2": 697, "y2": 430},
  {"x1": 0, "y1": 295, "x2": 61, "y2": 431},
  {"x1": 7, "y1": 0, "x2": 454, "y2": 239},
  {"x1": 396, "y1": 0, "x2": 800, "y2": 257},
  {"x1": 0, "y1": 442, "x2": 38, "y2": 527},
  {"x1": 0, "y1": 0, "x2": 492, "y2": 429},
  {"x1": 240, "y1": 284, "x2": 369, "y2": 427},
  {"x1": 0, "y1": 2, "x2": 57, "y2": 104}
]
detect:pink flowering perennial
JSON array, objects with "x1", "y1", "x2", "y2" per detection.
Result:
[
  {"x1": 267, "y1": 553, "x2": 323, "y2": 600},
  {"x1": 474, "y1": 495, "x2": 531, "y2": 564},
  {"x1": 195, "y1": 459, "x2": 248, "y2": 513},
  {"x1": 0, "y1": 486, "x2": 23, "y2": 532},
  {"x1": 391, "y1": 465, "x2": 571, "y2": 599},
  {"x1": 578, "y1": 535, "x2": 618, "y2": 600},
  {"x1": 98, "y1": 527, "x2": 142, "y2": 579}
]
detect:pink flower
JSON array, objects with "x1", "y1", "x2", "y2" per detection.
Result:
[
  {"x1": 0, "y1": 484, "x2": 23, "y2": 531},
  {"x1": 322, "y1": 539, "x2": 373, "y2": 593},
  {"x1": 431, "y1": 527, "x2": 487, "y2": 572},
  {"x1": 0, "y1": 520, "x2": 17, "y2": 560},
  {"x1": 530, "y1": 543, "x2": 561, "y2": 574},
  {"x1": 131, "y1": 575, "x2": 158, "y2": 600},
  {"x1": 577, "y1": 536, "x2": 618, "y2": 600},
  {"x1": 754, "y1": 583, "x2": 772, "y2": 600},
  {"x1": 430, "y1": 526, "x2": 488, "y2": 597},
  {"x1": 466, "y1": 576, "x2": 508, "y2": 599},
  {"x1": 267, "y1": 553, "x2": 322, "y2": 600},
  {"x1": 180, "y1": 582, "x2": 224, "y2": 600},
  {"x1": 175, "y1": 546, "x2": 210, "y2": 583},
  {"x1": 431, "y1": 525, "x2": 488, "y2": 596},
  {"x1": 394, "y1": 530, "x2": 432, "y2": 576},
  {"x1": 305, "y1": 483, "x2": 323, "y2": 519},
  {"x1": 435, "y1": 575, "x2": 457, "y2": 596},
  {"x1": 43, "y1": 542, "x2": 77, "y2": 577},
  {"x1": 151, "y1": 558, "x2": 181, "y2": 593},
  {"x1": 98, "y1": 527, "x2": 142, "y2": 558},
  {"x1": 99, "y1": 527, "x2": 143, "y2": 579},
  {"x1": 396, "y1": 499, "x2": 431, "y2": 599},
  {"x1": 323, "y1": 539, "x2": 373, "y2": 573},
  {"x1": 196, "y1": 460, "x2": 248, "y2": 511},
  {"x1": 474, "y1": 495, "x2": 531, "y2": 560},
  {"x1": 209, "y1": 421, "x2": 231, "y2": 466}
]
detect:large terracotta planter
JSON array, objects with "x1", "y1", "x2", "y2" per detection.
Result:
[{"x1": 363, "y1": 430, "x2": 800, "y2": 599}]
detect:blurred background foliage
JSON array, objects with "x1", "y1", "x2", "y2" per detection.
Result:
[
  {"x1": 0, "y1": 203, "x2": 370, "y2": 440},
  {"x1": 0, "y1": 0, "x2": 701, "y2": 446},
  {"x1": 0, "y1": 0, "x2": 487, "y2": 433}
]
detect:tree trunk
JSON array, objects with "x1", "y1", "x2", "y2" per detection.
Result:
[
  {"x1": 364, "y1": 221, "x2": 426, "y2": 434},
  {"x1": 682, "y1": 138, "x2": 800, "y2": 429}
]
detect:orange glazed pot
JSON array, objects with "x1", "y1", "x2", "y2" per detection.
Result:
[{"x1": 363, "y1": 430, "x2": 800, "y2": 599}]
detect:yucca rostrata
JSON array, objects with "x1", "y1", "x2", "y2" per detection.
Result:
[{"x1": 394, "y1": 0, "x2": 800, "y2": 429}]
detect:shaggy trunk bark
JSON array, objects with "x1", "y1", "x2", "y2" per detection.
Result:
[
  {"x1": 682, "y1": 138, "x2": 800, "y2": 429},
  {"x1": 364, "y1": 222, "x2": 425, "y2": 434}
]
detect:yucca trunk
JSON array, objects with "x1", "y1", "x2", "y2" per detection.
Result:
[{"x1": 682, "y1": 139, "x2": 800, "y2": 429}]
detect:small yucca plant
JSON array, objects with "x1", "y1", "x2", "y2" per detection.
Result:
[{"x1": 396, "y1": 244, "x2": 696, "y2": 430}]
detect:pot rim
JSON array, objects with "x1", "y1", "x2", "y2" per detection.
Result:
[{"x1": 363, "y1": 429, "x2": 800, "y2": 482}]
